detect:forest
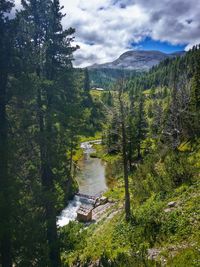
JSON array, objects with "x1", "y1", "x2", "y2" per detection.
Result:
[
  {"x1": 88, "y1": 68, "x2": 140, "y2": 89},
  {"x1": 0, "y1": 0, "x2": 200, "y2": 267}
]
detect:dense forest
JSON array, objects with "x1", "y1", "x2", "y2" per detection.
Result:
[
  {"x1": 88, "y1": 68, "x2": 140, "y2": 89},
  {"x1": 0, "y1": 1, "x2": 200, "y2": 267},
  {"x1": 0, "y1": 1, "x2": 102, "y2": 266}
]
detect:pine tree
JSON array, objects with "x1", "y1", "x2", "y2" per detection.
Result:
[
  {"x1": 118, "y1": 80, "x2": 131, "y2": 221},
  {"x1": 0, "y1": 1, "x2": 14, "y2": 266},
  {"x1": 186, "y1": 68, "x2": 200, "y2": 139},
  {"x1": 127, "y1": 87, "x2": 137, "y2": 171},
  {"x1": 135, "y1": 93, "x2": 147, "y2": 159},
  {"x1": 16, "y1": 1, "x2": 78, "y2": 265},
  {"x1": 84, "y1": 68, "x2": 90, "y2": 92}
]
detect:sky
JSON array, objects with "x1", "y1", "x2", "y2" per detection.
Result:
[{"x1": 14, "y1": 0, "x2": 200, "y2": 67}]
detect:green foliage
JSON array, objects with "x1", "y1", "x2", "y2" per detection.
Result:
[
  {"x1": 127, "y1": 45, "x2": 200, "y2": 148},
  {"x1": 1, "y1": 0, "x2": 200, "y2": 263},
  {"x1": 89, "y1": 68, "x2": 140, "y2": 89},
  {"x1": 0, "y1": 0, "x2": 97, "y2": 265},
  {"x1": 66, "y1": 177, "x2": 200, "y2": 266},
  {"x1": 164, "y1": 151, "x2": 196, "y2": 186},
  {"x1": 59, "y1": 222, "x2": 87, "y2": 253},
  {"x1": 131, "y1": 148, "x2": 198, "y2": 204},
  {"x1": 168, "y1": 248, "x2": 200, "y2": 266}
]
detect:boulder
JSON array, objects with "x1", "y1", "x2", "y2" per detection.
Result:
[
  {"x1": 167, "y1": 201, "x2": 177, "y2": 208},
  {"x1": 147, "y1": 248, "x2": 160, "y2": 260},
  {"x1": 94, "y1": 199, "x2": 101, "y2": 208},
  {"x1": 100, "y1": 196, "x2": 108, "y2": 205}
]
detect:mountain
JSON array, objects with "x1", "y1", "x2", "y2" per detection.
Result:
[
  {"x1": 88, "y1": 50, "x2": 185, "y2": 89},
  {"x1": 89, "y1": 50, "x2": 185, "y2": 71}
]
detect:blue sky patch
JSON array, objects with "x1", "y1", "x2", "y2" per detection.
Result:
[{"x1": 132, "y1": 37, "x2": 187, "y2": 53}]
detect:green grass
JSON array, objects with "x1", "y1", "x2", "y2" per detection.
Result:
[
  {"x1": 72, "y1": 132, "x2": 103, "y2": 162},
  {"x1": 62, "y1": 180, "x2": 200, "y2": 266},
  {"x1": 61, "y1": 139, "x2": 200, "y2": 266},
  {"x1": 72, "y1": 147, "x2": 84, "y2": 162},
  {"x1": 90, "y1": 89, "x2": 104, "y2": 100},
  {"x1": 79, "y1": 131, "x2": 102, "y2": 143}
]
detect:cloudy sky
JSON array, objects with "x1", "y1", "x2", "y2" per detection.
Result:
[{"x1": 15, "y1": 0, "x2": 200, "y2": 67}]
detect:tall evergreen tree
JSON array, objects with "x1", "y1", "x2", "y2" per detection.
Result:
[
  {"x1": 82, "y1": 68, "x2": 93, "y2": 110},
  {"x1": 0, "y1": 1, "x2": 14, "y2": 266},
  {"x1": 118, "y1": 81, "x2": 131, "y2": 221},
  {"x1": 84, "y1": 68, "x2": 90, "y2": 92},
  {"x1": 135, "y1": 93, "x2": 147, "y2": 159},
  {"x1": 16, "y1": 1, "x2": 78, "y2": 265},
  {"x1": 188, "y1": 65, "x2": 200, "y2": 138}
]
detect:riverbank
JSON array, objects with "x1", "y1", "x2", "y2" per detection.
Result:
[
  {"x1": 58, "y1": 137, "x2": 114, "y2": 227},
  {"x1": 72, "y1": 132, "x2": 102, "y2": 163},
  {"x1": 61, "y1": 180, "x2": 200, "y2": 267},
  {"x1": 60, "y1": 139, "x2": 200, "y2": 266}
]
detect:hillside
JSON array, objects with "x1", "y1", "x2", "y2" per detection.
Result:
[
  {"x1": 61, "y1": 45, "x2": 200, "y2": 267},
  {"x1": 89, "y1": 50, "x2": 184, "y2": 71},
  {"x1": 88, "y1": 50, "x2": 184, "y2": 88},
  {"x1": 88, "y1": 68, "x2": 140, "y2": 89}
]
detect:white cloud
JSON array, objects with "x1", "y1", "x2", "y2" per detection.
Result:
[
  {"x1": 14, "y1": 0, "x2": 200, "y2": 67},
  {"x1": 60, "y1": 0, "x2": 200, "y2": 67},
  {"x1": 61, "y1": 0, "x2": 150, "y2": 67}
]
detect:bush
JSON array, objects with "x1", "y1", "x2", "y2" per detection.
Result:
[
  {"x1": 59, "y1": 221, "x2": 87, "y2": 253},
  {"x1": 164, "y1": 151, "x2": 196, "y2": 186}
]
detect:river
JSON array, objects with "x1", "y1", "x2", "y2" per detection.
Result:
[{"x1": 57, "y1": 140, "x2": 107, "y2": 227}]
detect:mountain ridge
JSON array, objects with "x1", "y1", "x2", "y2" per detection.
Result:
[{"x1": 88, "y1": 50, "x2": 185, "y2": 71}]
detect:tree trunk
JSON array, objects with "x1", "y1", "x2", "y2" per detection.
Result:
[
  {"x1": 128, "y1": 139, "x2": 133, "y2": 172},
  {"x1": 41, "y1": 165, "x2": 61, "y2": 267},
  {"x1": 37, "y1": 87, "x2": 61, "y2": 267},
  {"x1": 118, "y1": 86, "x2": 131, "y2": 221},
  {"x1": 0, "y1": 60, "x2": 12, "y2": 267},
  {"x1": 137, "y1": 144, "x2": 141, "y2": 159},
  {"x1": 69, "y1": 140, "x2": 73, "y2": 175},
  {"x1": 121, "y1": 120, "x2": 131, "y2": 221}
]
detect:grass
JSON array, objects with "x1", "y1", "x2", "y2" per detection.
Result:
[
  {"x1": 62, "y1": 180, "x2": 200, "y2": 266},
  {"x1": 79, "y1": 131, "x2": 102, "y2": 143},
  {"x1": 61, "y1": 139, "x2": 200, "y2": 266},
  {"x1": 72, "y1": 132, "x2": 103, "y2": 162},
  {"x1": 72, "y1": 147, "x2": 84, "y2": 162},
  {"x1": 90, "y1": 89, "x2": 105, "y2": 101}
]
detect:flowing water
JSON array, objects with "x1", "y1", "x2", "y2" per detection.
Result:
[{"x1": 57, "y1": 140, "x2": 107, "y2": 227}]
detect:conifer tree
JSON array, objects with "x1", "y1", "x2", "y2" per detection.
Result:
[
  {"x1": 188, "y1": 65, "x2": 200, "y2": 138},
  {"x1": 135, "y1": 93, "x2": 147, "y2": 159},
  {"x1": 84, "y1": 68, "x2": 90, "y2": 92},
  {"x1": 118, "y1": 80, "x2": 131, "y2": 221},
  {"x1": 16, "y1": 1, "x2": 78, "y2": 265},
  {"x1": 0, "y1": 1, "x2": 14, "y2": 266}
]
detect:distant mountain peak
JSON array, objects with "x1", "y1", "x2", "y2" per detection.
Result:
[{"x1": 88, "y1": 50, "x2": 185, "y2": 71}]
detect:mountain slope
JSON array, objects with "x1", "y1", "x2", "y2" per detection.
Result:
[
  {"x1": 89, "y1": 50, "x2": 185, "y2": 71},
  {"x1": 88, "y1": 50, "x2": 185, "y2": 88}
]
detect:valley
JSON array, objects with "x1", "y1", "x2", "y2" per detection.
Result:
[{"x1": 0, "y1": 1, "x2": 200, "y2": 267}]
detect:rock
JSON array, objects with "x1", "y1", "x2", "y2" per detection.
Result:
[
  {"x1": 100, "y1": 196, "x2": 108, "y2": 205},
  {"x1": 94, "y1": 199, "x2": 101, "y2": 208},
  {"x1": 89, "y1": 50, "x2": 185, "y2": 71},
  {"x1": 167, "y1": 201, "x2": 177, "y2": 208},
  {"x1": 164, "y1": 208, "x2": 172, "y2": 213},
  {"x1": 147, "y1": 248, "x2": 160, "y2": 260}
]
